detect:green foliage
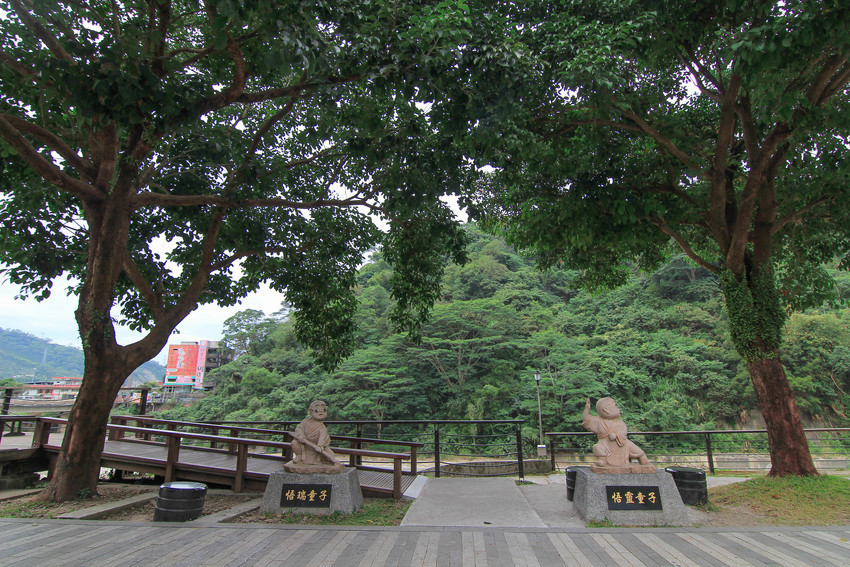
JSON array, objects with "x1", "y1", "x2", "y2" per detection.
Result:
[
  {"x1": 159, "y1": 228, "x2": 850, "y2": 439},
  {"x1": 721, "y1": 268, "x2": 787, "y2": 361}
]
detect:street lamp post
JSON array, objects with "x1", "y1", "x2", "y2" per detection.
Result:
[{"x1": 534, "y1": 369, "x2": 546, "y2": 457}]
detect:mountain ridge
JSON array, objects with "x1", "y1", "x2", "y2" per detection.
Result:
[{"x1": 0, "y1": 327, "x2": 166, "y2": 385}]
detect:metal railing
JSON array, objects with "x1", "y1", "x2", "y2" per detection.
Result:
[{"x1": 547, "y1": 428, "x2": 850, "y2": 473}]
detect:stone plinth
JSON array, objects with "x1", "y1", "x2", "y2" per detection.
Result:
[
  {"x1": 590, "y1": 463, "x2": 657, "y2": 474},
  {"x1": 261, "y1": 468, "x2": 362, "y2": 515},
  {"x1": 573, "y1": 468, "x2": 690, "y2": 527}
]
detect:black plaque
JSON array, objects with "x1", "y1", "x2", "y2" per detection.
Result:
[
  {"x1": 605, "y1": 486, "x2": 662, "y2": 510},
  {"x1": 280, "y1": 484, "x2": 332, "y2": 508}
]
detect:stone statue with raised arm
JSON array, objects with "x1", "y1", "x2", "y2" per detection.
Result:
[
  {"x1": 582, "y1": 397, "x2": 656, "y2": 474},
  {"x1": 284, "y1": 400, "x2": 345, "y2": 474}
]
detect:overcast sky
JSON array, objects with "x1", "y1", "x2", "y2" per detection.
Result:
[{"x1": 0, "y1": 275, "x2": 286, "y2": 364}]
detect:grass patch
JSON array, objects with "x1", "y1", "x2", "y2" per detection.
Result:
[
  {"x1": 258, "y1": 497, "x2": 411, "y2": 526},
  {"x1": 709, "y1": 470, "x2": 764, "y2": 478},
  {"x1": 0, "y1": 500, "x2": 59, "y2": 519},
  {"x1": 585, "y1": 518, "x2": 615, "y2": 528},
  {"x1": 710, "y1": 474, "x2": 850, "y2": 525}
]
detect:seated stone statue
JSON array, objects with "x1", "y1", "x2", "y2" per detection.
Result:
[
  {"x1": 582, "y1": 397, "x2": 655, "y2": 474},
  {"x1": 284, "y1": 400, "x2": 345, "y2": 474}
]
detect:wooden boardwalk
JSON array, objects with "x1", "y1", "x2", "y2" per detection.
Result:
[
  {"x1": 1, "y1": 519, "x2": 849, "y2": 566},
  {"x1": 96, "y1": 439, "x2": 419, "y2": 497},
  {"x1": 0, "y1": 417, "x2": 420, "y2": 498}
]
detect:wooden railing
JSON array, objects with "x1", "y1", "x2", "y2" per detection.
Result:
[
  {"x1": 105, "y1": 416, "x2": 420, "y2": 498},
  {"x1": 109, "y1": 415, "x2": 423, "y2": 474},
  {"x1": 0, "y1": 415, "x2": 419, "y2": 498}
]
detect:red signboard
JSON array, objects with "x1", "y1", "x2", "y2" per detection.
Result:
[{"x1": 165, "y1": 345, "x2": 200, "y2": 384}]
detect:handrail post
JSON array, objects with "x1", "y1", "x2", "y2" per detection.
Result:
[
  {"x1": 704, "y1": 432, "x2": 715, "y2": 474},
  {"x1": 1, "y1": 388, "x2": 11, "y2": 436},
  {"x1": 228, "y1": 428, "x2": 238, "y2": 455},
  {"x1": 2, "y1": 388, "x2": 12, "y2": 415},
  {"x1": 393, "y1": 458, "x2": 402, "y2": 500},
  {"x1": 32, "y1": 418, "x2": 51, "y2": 448},
  {"x1": 108, "y1": 416, "x2": 122, "y2": 441},
  {"x1": 356, "y1": 424, "x2": 363, "y2": 466},
  {"x1": 234, "y1": 443, "x2": 248, "y2": 493},
  {"x1": 516, "y1": 423, "x2": 525, "y2": 480},
  {"x1": 138, "y1": 388, "x2": 149, "y2": 416},
  {"x1": 165, "y1": 435, "x2": 181, "y2": 482},
  {"x1": 434, "y1": 426, "x2": 441, "y2": 478},
  {"x1": 550, "y1": 434, "x2": 557, "y2": 471},
  {"x1": 410, "y1": 445, "x2": 418, "y2": 475}
]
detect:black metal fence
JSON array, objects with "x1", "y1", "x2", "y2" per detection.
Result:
[{"x1": 547, "y1": 428, "x2": 850, "y2": 473}]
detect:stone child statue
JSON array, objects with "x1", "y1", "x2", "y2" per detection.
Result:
[
  {"x1": 582, "y1": 397, "x2": 656, "y2": 474},
  {"x1": 284, "y1": 400, "x2": 345, "y2": 474}
]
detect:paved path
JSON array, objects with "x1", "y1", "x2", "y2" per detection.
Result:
[
  {"x1": 1, "y1": 518, "x2": 849, "y2": 566},
  {"x1": 3, "y1": 475, "x2": 849, "y2": 566}
]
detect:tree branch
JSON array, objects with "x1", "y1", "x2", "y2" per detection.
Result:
[
  {"x1": 807, "y1": 54, "x2": 848, "y2": 106},
  {"x1": 8, "y1": 0, "x2": 74, "y2": 62},
  {"x1": 772, "y1": 196, "x2": 834, "y2": 235},
  {"x1": 91, "y1": 123, "x2": 120, "y2": 191},
  {"x1": 191, "y1": 36, "x2": 248, "y2": 115},
  {"x1": 819, "y1": 61, "x2": 850, "y2": 102},
  {"x1": 1, "y1": 114, "x2": 96, "y2": 180},
  {"x1": 620, "y1": 108, "x2": 697, "y2": 168},
  {"x1": 648, "y1": 217, "x2": 718, "y2": 274},
  {"x1": 0, "y1": 48, "x2": 36, "y2": 77},
  {"x1": 637, "y1": 183, "x2": 701, "y2": 209},
  {"x1": 122, "y1": 253, "x2": 165, "y2": 319},
  {"x1": 681, "y1": 46, "x2": 723, "y2": 93},
  {"x1": 244, "y1": 97, "x2": 298, "y2": 160},
  {"x1": 131, "y1": 192, "x2": 373, "y2": 211},
  {"x1": 707, "y1": 74, "x2": 741, "y2": 252},
  {"x1": 0, "y1": 115, "x2": 100, "y2": 200}
]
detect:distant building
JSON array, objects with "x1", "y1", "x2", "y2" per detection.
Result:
[
  {"x1": 20, "y1": 377, "x2": 82, "y2": 400},
  {"x1": 163, "y1": 340, "x2": 227, "y2": 392}
]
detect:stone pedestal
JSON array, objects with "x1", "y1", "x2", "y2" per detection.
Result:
[
  {"x1": 261, "y1": 468, "x2": 362, "y2": 515},
  {"x1": 573, "y1": 468, "x2": 690, "y2": 526}
]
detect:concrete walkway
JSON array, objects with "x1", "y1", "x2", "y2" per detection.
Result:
[{"x1": 2, "y1": 475, "x2": 849, "y2": 566}]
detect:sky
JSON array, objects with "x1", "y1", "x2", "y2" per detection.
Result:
[{"x1": 0, "y1": 275, "x2": 286, "y2": 364}]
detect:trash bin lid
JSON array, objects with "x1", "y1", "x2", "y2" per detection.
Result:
[{"x1": 160, "y1": 481, "x2": 208, "y2": 490}]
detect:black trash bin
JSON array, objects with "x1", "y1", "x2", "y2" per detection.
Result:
[
  {"x1": 665, "y1": 466, "x2": 708, "y2": 505},
  {"x1": 566, "y1": 466, "x2": 589, "y2": 502},
  {"x1": 153, "y1": 481, "x2": 208, "y2": 522}
]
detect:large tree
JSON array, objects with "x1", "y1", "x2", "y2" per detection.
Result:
[
  {"x1": 0, "y1": 0, "x2": 472, "y2": 500},
  {"x1": 468, "y1": 1, "x2": 850, "y2": 474}
]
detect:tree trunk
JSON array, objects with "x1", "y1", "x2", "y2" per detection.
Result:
[
  {"x1": 747, "y1": 354, "x2": 818, "y2": 476},
  {"x1": 40, "y1": 364, "x2": 128, "y2": 501},
  {"x1": 721, "y1": 266, "x2": 818, "y2": 476}
]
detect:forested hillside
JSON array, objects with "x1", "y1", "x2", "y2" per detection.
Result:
[
  {"x1": 0, "y1": 329, "x2": 166, "y2": 385},
  {"x1": 158, "y1": 226, "x2": 850, "y2": 438}
]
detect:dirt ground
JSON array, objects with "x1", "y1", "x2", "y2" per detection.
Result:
[
  {"x1": 104, "y1": 492, "x2": 259, "y2": 522},
  {"x1": 0, "y1": 485, "x2": 259, "y2": 522}
]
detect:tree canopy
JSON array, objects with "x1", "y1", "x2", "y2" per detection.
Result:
[
  {"x1": 0, "y1": 0, "x2": 474, "y2": 500},
  {"x1": 466, "y1": 0, "x2": 850, "y2": 475}
]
